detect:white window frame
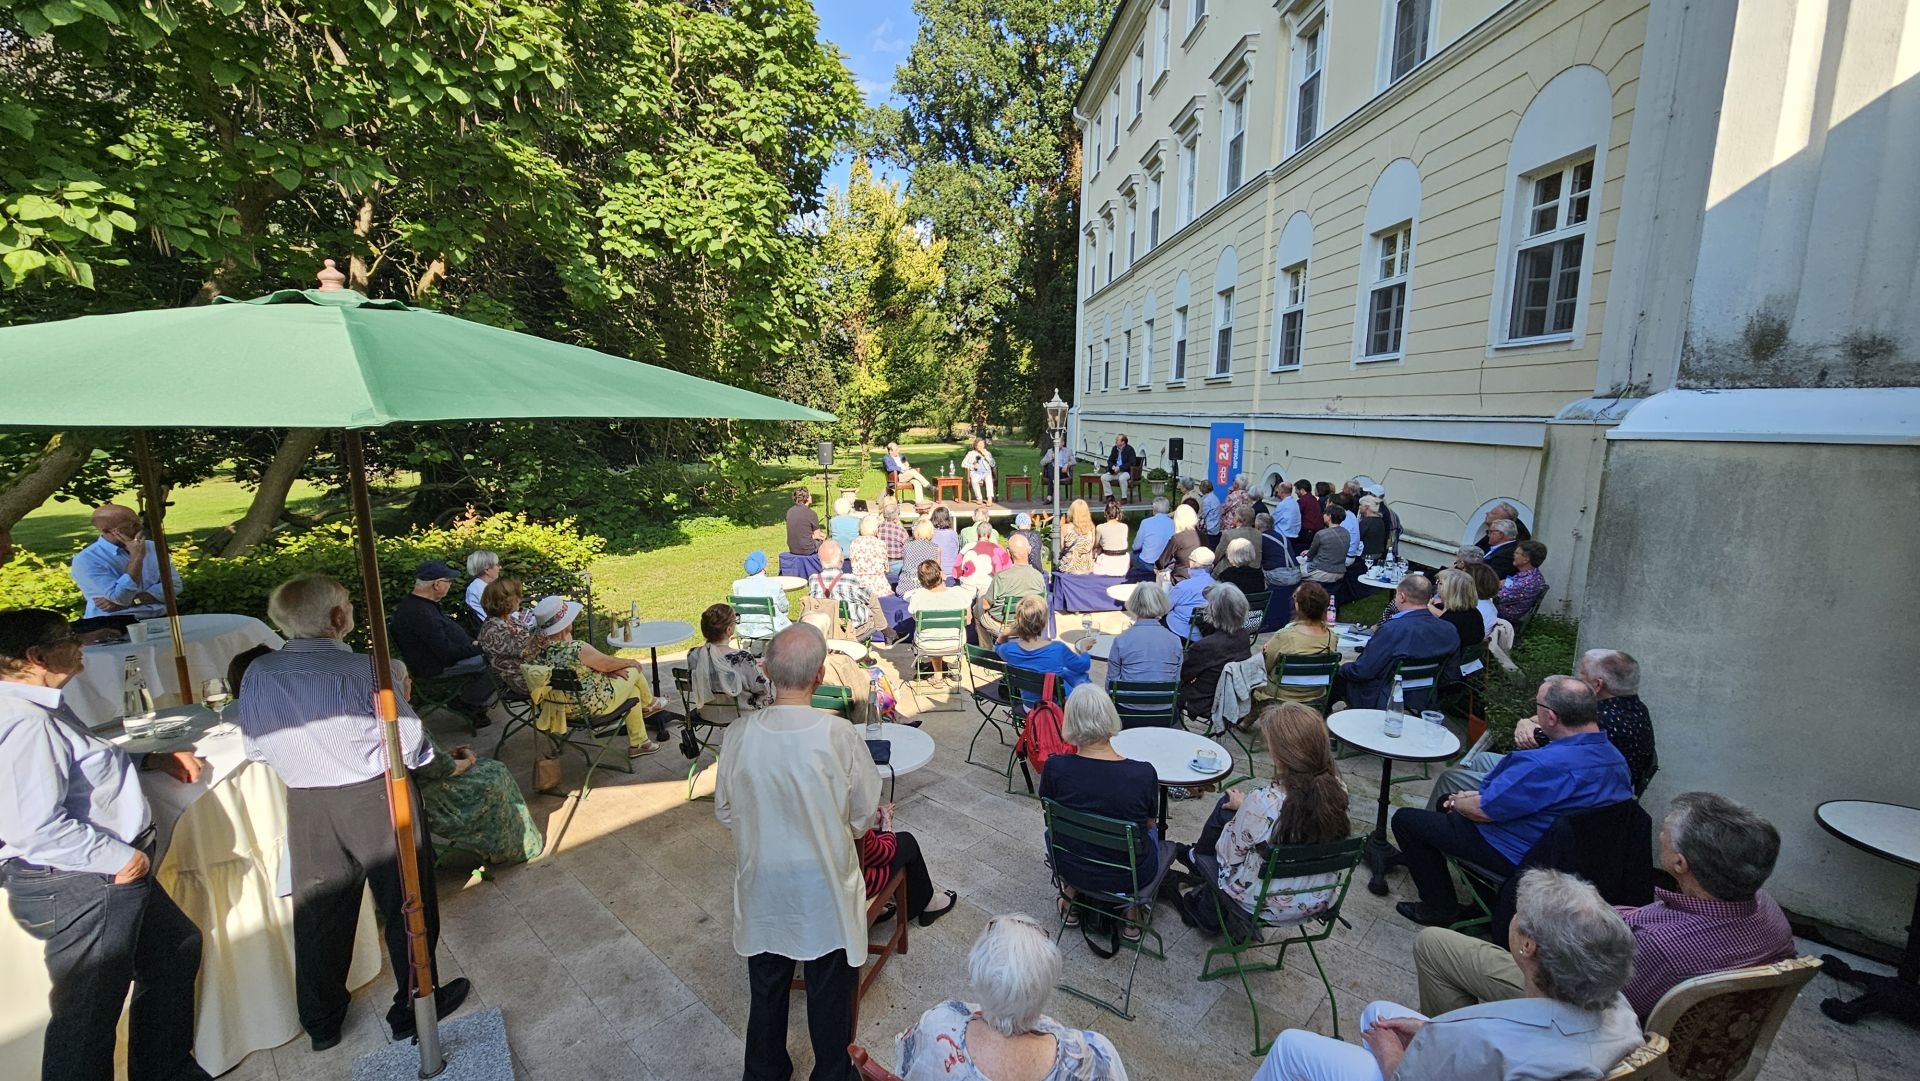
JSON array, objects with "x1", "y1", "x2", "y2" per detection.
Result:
[
  {"x1": 1109, "y1": 88, "x2": 1121, "y2": 151},
  {"x1": 1121, "y1": 327, "x2": 1133, "y2": 388},
  {"x1": 1141, "y1": 313, "x2": 1156, "y2": 383},
  {"x1": 1172, "y1": 304, "x2": 1189, "y2": 382},
  {"x1": 1177, "y1": 128, "x2": 1199, "y2": 227},
  {"x1": 1273, "y1": 262, "x2": 1307, "y2": 371},
  {"x1": 1102, "y1": 213, "x2": 1115, "y2": 284},
  {"x1": 1219, "y1": 80, "x2": 1249, "y2": 197},
  {"x1": 1085, "y1": 230, "x2": 1098, "y2": 294},
  {"x1": 1125, "y1": 195, "x2": 1138, "y2": 267},
  {"x1": 1188, "y1": 0, "x2": 1207, "y2": 35},
  {"x1": 1146, "y1": 159, "x2": 1164, "y2": 249},
  {"x1": 1092, "y1": 123, "x2": 1102, "y2": 176},
  {"x1": 1503, "y1": 156, "x2": 1594, "y2": 343},
  {"x1": 1362, "y1": 224, "x2": 1412, "y2": 362},
  {"x1": 1381, "y1": 0, "x2": 1435, "y2": 87},
  {"x1": 1101, "y1": 336, "x2": 1111, "y2": 391},
  {"x1": 1131, "y1": 45, "x2": 1146, "y2": 118},
  {"x1": 1085, "y1": 343, "x2": 1096, "y2": 391},
  {"x1": 1154, "y1": 0, "x2": 1172, "y2": 80},
  {"x1": 1290, "y1": 9, "x2": 1325, "y2": 153},
  {"x1": 1212, "y1": 286, "x2": 1234, "y2": 377}
]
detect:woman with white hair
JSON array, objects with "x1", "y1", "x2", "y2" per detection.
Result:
[
  {"x1": 1178, "y1": 583, "x2": 1252, "y2": 721},
  {"x1": 849, "y1": 514, "x2": 891, "y2": 597},
  {"x1": 1157, "y1": 503, "x2": 1202, "y2": 582},
  {"x1": 463, "y1": 550, "x2": 500, "y2": 623},
  {"x1": 1255, "y1": 869, "x2": 1643, "y2": 1081},
  {"x1": 1356, "y1": 496, "x2": 1388, "y2": 561},
  {"x1": 1105, "y1": 582, "x2": 1183, "y2": 689},
  {"x1": 828, "y1": 494, "x2": 862, "y2": 549},
  {"x1": 896, "y1": 913, "x2": 1128, "y2": 1080},
  {"x1": 1037, "y1": 686, "x2": 1167, "y2": 938}
]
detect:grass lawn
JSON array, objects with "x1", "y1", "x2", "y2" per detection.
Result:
[{"x1": 13, "y1": 475, "x2": 338, "y2": 556}]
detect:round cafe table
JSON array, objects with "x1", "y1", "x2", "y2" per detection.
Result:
[
  {"x1": 1060, "y1": 630, "x2": 1115, "y2": 662},
  {"x1": 1358, "y1": 568, "x2": 1403, "y2": 591},
  {"x1": 867, "y1": 721, "x2": 936, "y2": 801},
  {"x1": 1110, "y1": 727, "x2": 1233, "y2": 824},
  {"x1": 72, "y1": 613, "x2": 283, "y2": 729},
  {"x1": 1326, "y1": 708, "x2": 1460, "y2": 896},
  {"x1": 829, "y1": 639, "x2": 869, "y2": 663},
  {"x1": 770, "y1": 575, "x2": 808, "y2": 592},
  {"x1": 1814, "y1": 800, "x2": 1920, "y2": 1026},
  {"x1": 1105, "y1": 583, "x2": 1138, "y2": 606},
  {"x1": 606, "y1": 619, "x2": 695, "y2": 697}
]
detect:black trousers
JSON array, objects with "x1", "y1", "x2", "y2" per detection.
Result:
[
  {"x1": 287, "y1": 777, "x2": 441, "y2": 1038},
  {"x1": 888, "y1": 831, "x2": 936, "y2": 920},
  {"x1": 1, "y1": 857, "x2": 210, "y2": 1081},
  {"x1": 1391, "y1": 808, "x2": 1515, "y2": 910},
  {"x1": 744, "y1": 949, "x2": 857, "y2": 1081}
]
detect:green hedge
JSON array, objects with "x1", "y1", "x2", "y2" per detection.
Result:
[{"x1": 0, "y1": 550, "x2": 84, "y2": 615}]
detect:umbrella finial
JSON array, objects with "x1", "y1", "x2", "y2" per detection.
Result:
[{"x1": 316, "y1": 259, "x2": 347, "y2": 291}]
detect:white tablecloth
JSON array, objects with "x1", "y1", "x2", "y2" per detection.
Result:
[
  {"x1": 0, "y1": 721, "x2": 382, "y2": 1079},
  {"x1": 71, "y1": 614, "x2": 283, "y2": 728}
]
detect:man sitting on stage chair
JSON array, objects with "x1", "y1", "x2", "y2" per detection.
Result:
[{"x1": 1102, "y1": 434, "x2": 1139, "y2": 501}]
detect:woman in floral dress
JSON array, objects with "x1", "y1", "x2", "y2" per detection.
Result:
[{"x1": 1057, "y1": 499, "x2": 1098, "y2": 575}]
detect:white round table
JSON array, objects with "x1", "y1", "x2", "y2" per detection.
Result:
[
  {"x1": 1327, "y1": 708, "x2": 1461, "y2": 895},
  {"x1": 1358, "y1": 569, "x2": 1404, "y2": 590},
  {"x1": 73, "y1": 613, "x2": 283, "y2": 729},
  {"x1": 829, "y1": 639, "x2": 869, "y2": 662},
  {"x1": 1814, "y1": 801, "x2": 1920, "y2": 1025},
  {"x1": 1060, "y1": 630, "x2": 1114, "y2": 661},
  {"x1": 771, "y1": 575, "x2": 808, "y2": 591},
  {"x1": 1105, "y1": 583, "x2": 1138, "y2": 605},
  {"x1": 607, "y1": 619, "x2": 695, "y2": 697},
  {"x1": 1111, "y1": 727, "x2": 1233, "y2": 823},
  {"x1": 869, "y1": 721, "x2": 936, "y2": 800}
]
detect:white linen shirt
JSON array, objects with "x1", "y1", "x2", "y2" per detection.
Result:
[
  {"x1": 716, "y1": 703, "x2": 880, "y2": 961},
  {"x1": 0, "y1": 681, "x2": 150, "y2": 874}
]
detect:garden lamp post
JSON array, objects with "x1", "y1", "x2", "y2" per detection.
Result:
[{"x1": 1045, "y1": 389, "x2": 1068, "y2": 563}]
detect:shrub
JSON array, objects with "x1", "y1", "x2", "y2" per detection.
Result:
[{"x1": 0, "y1": 550, "x2": 86, "y2": 618}]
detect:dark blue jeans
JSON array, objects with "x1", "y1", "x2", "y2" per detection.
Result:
[
  {"x1": 1391, "y1": 808, "x2": 1514, "y2": 910},
  {"x1": 1, "y1": 860, "x2": 209, "y2": 1081}
]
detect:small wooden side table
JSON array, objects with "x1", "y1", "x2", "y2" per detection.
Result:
[
  {"x1": 1004, "y1": 474, "x2": 1032, "y2": 501},
  {"x1": 935, "y1": 476, "x2": 964, "y2": 501}
]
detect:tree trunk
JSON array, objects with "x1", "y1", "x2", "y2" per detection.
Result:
[
  {"x1": 0, "y1": 430, "x2": 101, "y2": 538},
  {"x1": 218, "y1": 428, "x2": 326, "y2": 556}
]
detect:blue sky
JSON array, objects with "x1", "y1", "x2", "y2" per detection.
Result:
[{"x1": 813, "y1": 0, "x2": 919, "y2": 194}]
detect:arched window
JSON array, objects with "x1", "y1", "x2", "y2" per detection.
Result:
[
  {"x1": 1140, "y1": 288, "x2": 1159, "y2": 384},
  {"x1": 1171, "y1": 271, "x2": 1193, "y2": 382},
  {"x1": 1100, "y1": 317, "x2": 1113, "y2": 391},
  {"x1": 1355, "y1": 157, "x2": 1421, "y2": 363},
  {"x1": 1272, "y1": 211, "x2": 1313, "y2": 371},
  {"x1": 1212, "y1": 246, "x2": 1239, "y2": 377},
  {"x1": 1491, "y1": 65, "x2": 1611, "y2": 346},
  {"x1": 1120, "y1": 303, "x2": 1135, "y2": 389}
]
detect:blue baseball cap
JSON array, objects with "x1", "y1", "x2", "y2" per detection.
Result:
[
  {"x1": 743, "y1": 550, "x2": 769, "y2": 575},
  {"x1": 416, "y1": 559, "x2": 461, "y2": 581}
]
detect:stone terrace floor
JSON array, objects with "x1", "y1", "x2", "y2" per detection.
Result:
[{"x1": 231, "y1": 631, "x2": 1917, "y2": 1081}]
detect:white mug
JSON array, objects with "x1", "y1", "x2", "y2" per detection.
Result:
[{"x1": 127, "y1": 623, "x2": 148, "y2": 643}]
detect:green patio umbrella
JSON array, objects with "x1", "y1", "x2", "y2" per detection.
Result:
[{"x1": 0, "y1": 265, "x2": 833, "y2": 1075}]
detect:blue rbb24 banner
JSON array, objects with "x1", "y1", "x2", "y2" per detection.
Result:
[{"x1": 1209, "y1": 422, "x2": 1244, "y2": 488}]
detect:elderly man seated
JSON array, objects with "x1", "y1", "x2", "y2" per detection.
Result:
[
  {"x1": 1165, "y1": 547, "x2": 1217, "y2": 640},
  {"x1": 68, "y1": 503, "x2": 183, "y2": 633},
  {"x1": 806, "y1": 540, "x2": 880, "y2": 639},
  {"x1": 1256, "y1": 871, "x2": 1644, "y2": 1081},
  {"x1": 1390, "y1": 677, "x2": 1631, "y2": 926},
  {"x1": 1413, "y1": 792, "x2": 1795, "y2": 1024},
  {"x1": 1495, "y1": 539, "x2": 1549, "y2": 624},
  {"x1": 1430, "y1": 648, "x2": 1658, "y2": 803},
  {"x1": 1473, "y1": 501, "x2": 1531, "y2": 551},
  {"x1": 884, "y1": 442, "x2": 930, "y2": 503},
  {"x1": 1102, "y1": 434, "x2": 1139, "y2": 501},
  {"x1": 1482, "y1": 518, "x2": 1521, "y2": 578},
  {"x1": 977, "y1": 534, "x2": 1046, "y2": 640},
  {"x1": 729, "y1": 550, "x2": 792, "y2": 642},
  {"x1": 389, "y1": 559, "x2": 495, "y2": 726},
  {"x1": 1335, "y1": 574, "x2": 1458, "y2": 711}
]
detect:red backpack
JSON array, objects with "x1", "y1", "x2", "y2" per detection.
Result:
[{"x1": 1014, "y1": 673, "x2": 1076, "y2": 778}]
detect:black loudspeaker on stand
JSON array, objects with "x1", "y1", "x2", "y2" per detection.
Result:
[
  {"x1": 1166, "y1": 437, "x2": 1183, "y2": 484},
  {"x1": 818, "y1": 440, "x2": 834, "y2": 507}
]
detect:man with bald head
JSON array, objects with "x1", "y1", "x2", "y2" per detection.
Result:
[{"x1": 69, "y1": 504, "x2": 183, "y2": 633}]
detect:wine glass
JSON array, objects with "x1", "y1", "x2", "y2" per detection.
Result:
[{"x1": 201, "y1": 677, "x2": 233, "y2": 731}]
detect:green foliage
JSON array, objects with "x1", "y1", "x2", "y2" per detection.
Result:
[
  {"x1": 0, "y1": 549, "x2": 84, "y2": 615},
  {"x1": 1483, "y1": 615, "x2": 1579, "y2": 752}
]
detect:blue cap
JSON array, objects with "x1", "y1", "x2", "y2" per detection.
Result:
[
  {"x1": 416, "y1": 559, "x2": 460, "y2": 580},
  {"x1": 743, "y1": 550, "x2": 768, "y2": 575}
]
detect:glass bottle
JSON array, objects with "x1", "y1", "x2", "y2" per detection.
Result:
[{"x1": 1384, "y1": 674, "x2": 1405, "y2": 737}]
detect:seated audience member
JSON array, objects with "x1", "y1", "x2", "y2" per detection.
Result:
[
  {"x1": 1335, "y1": 574, "x2": 1458, "y2": 711},
  {"x1": 1268, "y1": 478, "x2": 1301, "y2": 550},
  {"x1": 1314, "y1": 481, "x2": 1335, "y2": 511},
  {"x1": 1165, "y1": 547, "x2": 1217, "y2": 640},
  {"x1": 1254, "y1": 582, "x2": 1339, "y2": 706},
  {"x1": 1174, "y1": 703, "x2": 1349, "y2": 930},
  {"x1": 374, "y1": 656, "x2": 543, "y2": 864},
  {"x1": 1039, "y1": 440, "x2": 1074, "y2": 501},
  {"x1": 1131, "y1": 497, "x2": 1176, "y2": 579},
  {"x1": 955, "y1": 545, "x2": 996, "y2": 596},
  {"x1": 797, "y1": 612, "x2": 873, "y2": 726},
  {"x1": 1198, "y1": 479, "x2": 1224, "y2": 549},
  {"x1": 1482, "y1": 518, "x2": 1520, "y2": 578},
  {"x1": 1414, "y1": 791, "x2": 1793, "y2": 1022},
  {"x1": 463, "y1": 550, "x2": 501, "y2": 624},
  {"x1": 68, "y1": 503, "x2": 184, "y2": 632},
  {"x1": 930, "y1": 506, "x2": 962, "y2": 578},
  {"x1": 857, "y1": 799, "x2": 958, "y2": 929},
  {"x1": 528, "y1": 595, "x2": 678, "y2": 757},
  {"x1": 965, "y1": 510, "x2": 1011, "y2": 572},
  {"x1": 1294, "y1": 479, "x2": 1324, "y2": 547},
  {"x1": 475, "y1": 577, "x2": 532, "y2": 698},
  {"x1": 1356, "y1": 497, "x2": 1389, "y2": 561},
  {"x1": 884, "y1": 442, "x2": 931, "y2": 503},
  {"x1": 1101, "y1": 434, "x2": 1139, "y2": 501},
  {"x1": 996, "y1": 595, "x2": 1094, "y2": 693},
  {"x1": 1216, "y1": 537, "x2": 1266, "y2": 601},
  {"x1": 878, "y1": 498, "x2": 911, "y2": 576},
  {"x1": 896, "y1": 913, "x2": 1126, "y2": 1081},
  {"x1": 1058, "y1": 499, "x2": 1098, "y2": 575},
  {"x1": 1468, "y1": 561, "x2": 1502, "y2": 634},
  {"x1": 1303, "y1": 507, "x2": 1350, "y2": 585},
  {"x1": 1433, "y1": 649, "x2": 1658, "y2": 803},
  {"x1": 907, "y1": 561, "x2": 973, "y2": 690},
  {"x1": 687, "y1": 603, "x2": 774, "y2": 723},
  {"x1": 1223, "y1": 475, "x2": 1255, "y2": 533},
  {"x1": 389, "y1": 559, "x2": 495, "y2": 725},
  {"x1": 850, "y1": 515, "x2": 892, "y2": 597},
  {"x1": 1473, "y1": 501, "x2": 1531, "y2": 551},
  {"x1": 1256, "y1": 870, "x2": 1642, "y2": 1081},
  {"x1": 785, "y1": 488, "x2": 823, "y2": 557},
  {"x1": 1105, "y1": 582, "x2": 1184, "y2": 689},
  {"x1": 979, "y1": 535, "x2": 1048, "y2": 640},
  {"x1": 1158, "y1": 503, "x2": 1202, "y2": 582},
  {"x1": 1011, "y1": 513, "x2": 1047, "y2": 572},
  {"x1": 1039, "y1": 686, "x2": 1168, "y2": 934},
  {"x1": 1430, "y1": 568, "x2": 1486, "y2": 652},
  {"x1": 730, "y1": 549, "x2": 792, "y2": 640},
  {"x1": 1390, "y1": 676, "x2": 1631, "y2": 926},
  {"x1": 1094, "y1": 499, "x2": 1132, "y2": 577},
  {"x1": 898, "y1": 520, "x2": 942, "y2": 596},
  {"x1": 1179, "y1": 584, "x2": 1252, "y2": 724},
  {"x1": 1256, "y1": 513, "x2": 1301, "y2": 589},
  {"x1": 807, "y1": 540, "x2": 880, "y2": 639},
  {"x1": 1495, "y1": 539, "x2": 1549, "y2": 624},
  {"x1": 826, "y1": 495, "x2": 862, "y2": 549},
  {"x1": 1219, "y1": 508, "x2": 1260, "y2": 566},
  {"x1": 1452, "y1": 545, "x2": 1485, "y2": 571}
]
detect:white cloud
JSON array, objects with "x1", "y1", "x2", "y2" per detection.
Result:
[
  {"x1": 867, "y1": 18, "x2": 908, "y2": 54},
  {"x1": 856, "y1": 77, "x2": 891, "y2": 103}
]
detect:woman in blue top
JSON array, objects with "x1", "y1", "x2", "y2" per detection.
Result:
[{"x1": 994, "y1": 595, "x2": 1094, "y2": 694}]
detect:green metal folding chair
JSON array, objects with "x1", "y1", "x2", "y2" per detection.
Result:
[
  {"x1": 964, "y1": 644, "x2": 1014, "y2": 774},
  {"x1": 1109, "y1": 679, "x2": 1179, "y2": 729},
  {"x1": 909, "y1": 609, "x2": 968, "y2": 686},
  {"x1": 812, "y1": 684, "x2": 855, "y2": 719},
  {"x1": 527, "y1": 663, "x2": 636, "y2": 800},
  {"x1": 727, "y1": 594, "x2": 778, "y2": 655},
  {"x1": 1242, "y1": 591, "x2": 1270, "y2": 648},
  {"x1": 1002, "y1": 666, "x2": 1065, "y2": 795},
  {"x1": 487, "y1": 668, "x2": 538, "y2": 759},
  {"x1": 1270, "y1": 652, "x2": 1339, "y2": 713},
  {"x1": 1386, "y1": 652, "x2": 1455, "y2": 781},
  {"x1": 1199, "y1": 834, "x2": 1366, "y2": 1055},
  {"x1": 1042, "y1": 798, "x2": 1171, "y2": 1020},
  {"x1": 673, "y1": 667, "x2": 740, "y2": 802}
]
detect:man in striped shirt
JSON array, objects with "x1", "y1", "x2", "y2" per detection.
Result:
[
  {"x1": 1411, "y1": 791, "x2": 1795, "y2": 1020},
  {"x1": 236, "y1": 575, "x2": 471, "y2": 1050}
]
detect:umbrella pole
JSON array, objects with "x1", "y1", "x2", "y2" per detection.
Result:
[
  {"x1": 345, "y1": 431, "x2": 445, "y2": 1078},
  {"x1": 131, "y1": 430, "x2": 192, "y2": 705}
]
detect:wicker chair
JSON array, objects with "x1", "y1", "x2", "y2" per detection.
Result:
[
  {"x1": 1641, "y1": 955, "x2": 1822, "y2": 1081},
  {"x1": 1604, "y1": 1033, "x2": 1671, "y2": 1079}
]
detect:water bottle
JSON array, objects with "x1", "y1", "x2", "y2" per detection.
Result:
[
  {"x1": 866, "y1": 670, "x2": 883, "y2": 735},
  {"x1": 121, "y1": 655, "x2": 155, "y2": 719},
  {"x1": 1325, "y1": 596, "x2": 1337, "y2": 627},
  {"x1": 1384, "y1": 674, "x2": 1405, "y2": 737}
]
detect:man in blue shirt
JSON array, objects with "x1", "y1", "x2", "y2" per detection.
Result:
[
  {"x1": 1337, "y1": 575, "x2": 1460, "y2": 710},
  {"x1": 1391, "y1": 675, "x2": 1632, "y2": 925},
  {"x1": 1130, "y1": 497, "x2": 1175, "y2": 580},
  {"x1": 67, "y1": 504, "x2": 183, "y2": 633},
  {"x1": 1270, "y1": 477, "x2": 1301, "y2": 548},
  {"x1": 1198, "y1": 479, "x2": 1223, "y2": 548},
  {"x1": 1165, "y1": 548, "x2": 1216, "y2": 640}
]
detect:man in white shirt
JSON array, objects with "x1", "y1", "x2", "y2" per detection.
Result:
[{"x1": 717, "y1": 624, "x2": 880, "y2": 1081}]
